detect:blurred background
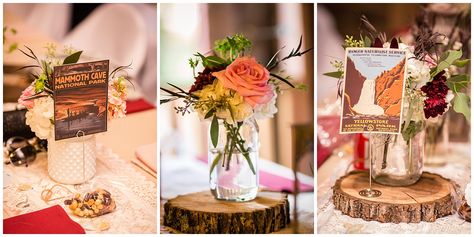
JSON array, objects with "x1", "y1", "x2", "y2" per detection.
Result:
[
  {"x1": 317, "y1": 3, "x2": 470, "y2": 171},
  {"x1": 160, "y1": 3, "x2": 314, "y2": 175},
  {"x1": 3, "y1": 3, "x2": 158, "y2": 173},
  {"x1": 4, "y1": 3, "x2": 157, "y2": 105}
]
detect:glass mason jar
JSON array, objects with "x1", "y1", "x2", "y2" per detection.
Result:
[
  {"x1": 370, "y1": 131, "x2": 425, "y2": 186},
  {"x1": 208, "y1": 118, "x2": 259, "y2": 201},
  {"x1": 424, "y1": 115, "x2": 449, "y2": 166}
]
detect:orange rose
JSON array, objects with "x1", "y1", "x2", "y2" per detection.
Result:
[{"x1": 212, "y1": 57, "x2": 273, "y2": 107}]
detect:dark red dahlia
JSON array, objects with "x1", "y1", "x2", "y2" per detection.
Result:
[
  {"x1": 189, "y1": 66, "x2": 225, "y2": 93},
  {"x1": 389, "y1": 37, "x2": 398, "y2": 49},
  {"x1": 372, "y1": 37, "x2": 383, "y2": 48},
  {"x1": 420, "y1": 71, "x2": 449, "y2": 119}
]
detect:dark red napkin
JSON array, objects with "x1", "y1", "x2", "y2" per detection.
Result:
[
  {"x1": 3, "y1": 205, "x2": 85, "y2": 234},
  {"x1": 126, "y1": 98, "x2": 155, "y2": 114}
]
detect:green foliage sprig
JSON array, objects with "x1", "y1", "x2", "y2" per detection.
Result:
[
  {"x1": 214, "y1": 33, "x2": 252, "y2": 62},
  {"x1": 3, "y1": 26, "x2": 18, "y2": 53}
]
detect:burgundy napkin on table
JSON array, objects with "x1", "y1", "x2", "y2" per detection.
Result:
[
  {"x1": 197, "y1": 156, "x2": 313, "y2": 193},
  {"x1": 3, "y1": 205, "x2": 85, "y2": 234},
  {"x1": 126, "y1": 98, "x2": 155, "y2": 114}
]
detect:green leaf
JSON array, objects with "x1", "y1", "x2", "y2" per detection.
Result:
[
  {"x1": 453, "y1": 59, "x2": 470, "y2": 68},
  {"x1": 193, "y1": 53, "x2": 226, "y2": 69},
  {"x1": 205, "y1": 55, "x2": 226, "y2": 66},
  {"x1": 453, "y1": 93, "x2": 470, "y2": 121},
  {"x1": 430, "y1": 50, "x2": 462, "y2": 77},
  {"x1": 204, "y1": 109, "x2": 215, "y2": 119},
  {"x1": 188, "y1": 57, "x2": 198, "y2": 67},
  {"x1": 8, "y1": 43, "x2": 17, "y2": 53},
  {"x1": 401, "y1": 121, "x2": 423, "y2": 142},
  {"x1": 34, "y1": 80, "x2": 45, "y2": 93},
  {"x1": 63, "y1": 51, "x2": 82, "y2": 65},
  {"x1": 363, "y1": 36, "x2": 372, "y2": 47},
  {"x1": 447, "y1": 74, "x2": 470, "y2": 91},
  {"x1": 209, "y1": 152, "x2": 222, "y2": 175},
  {"x1": 323, "y1": 71, "x2": 343, "y2": 79},
  {"x1": 210, "y1": 115, "x2": 219, "y2": 148},
  {"x1": 242, "y1": 152, "x2": 256, "y2": 175},
  {"x1": 295, "y1": 84, "x2": 308, "y2": 90}
]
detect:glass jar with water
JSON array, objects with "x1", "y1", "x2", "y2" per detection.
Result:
[{"x1": 208, "y1": 118, "x2": 259, "y2": 201}]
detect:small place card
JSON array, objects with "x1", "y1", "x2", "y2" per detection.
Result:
[
  {"x1": 53, "y1": 60, "x2": 109, "y2": 140},
  {"x1": 340, "y1": 48, "x2": 407, "y2": 134}
]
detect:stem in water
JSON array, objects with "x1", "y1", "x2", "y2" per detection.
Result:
[
  {"x1": 407, "y1": 138, "x2": 413, "y2": 175},
  {"x1": 381, "y1": 134, "x2": 390, "y2": 169}
]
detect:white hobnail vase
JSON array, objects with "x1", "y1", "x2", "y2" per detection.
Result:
[{"x1": 47, "y1": 135, "x2": 97, "y2": 184}]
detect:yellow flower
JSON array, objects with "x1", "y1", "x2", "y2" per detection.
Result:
[{"x1": 194, "y1": 80, "x2": 252, "y2": 123}]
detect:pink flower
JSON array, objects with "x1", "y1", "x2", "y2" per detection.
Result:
[
  {"x1": 18, "y1": 85, "x2": 35, "y2": 109},
  {"x1": 212, "y1": 57, "x2": 272, "y2": 107},
  {"x1": 108, "y1": 91, "x2": 123, "y2": 106},
  {"x1": 423, "y1": 55, "x2": 437, "y2": 68}
]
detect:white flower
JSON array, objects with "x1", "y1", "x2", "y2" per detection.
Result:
[
  {"x1": 253, "y1": 90, "x2": 278, "y2": 119},
  {"x1": 446, "y1": 90, "x2": 455, "y2": 105},
  {"x1": 407, "y1": 59, "x2": 431, "y2": 89},
  {"x1": 25, "y1": 96, "x2": 54, "y2": 139},
  {"x1": 453, "y1": 41, "x2": 463, "y2": 50},
  {"x1": 441, "y1": 37, "x2": 449, "y2": 46},
  {"x1": 448, "y1": 65, "x2": 459, "y2": 75},
  {"x1": 395, "y1": 43, "x2": 431, "y2": 88}
]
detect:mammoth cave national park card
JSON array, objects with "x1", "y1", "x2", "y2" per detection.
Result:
[
  {"x1": 53, "y1": 60, "x2": 109, "y2": 140},
  {"x1": 340, "y1": 48, "x2": 407, "y2": 134}
]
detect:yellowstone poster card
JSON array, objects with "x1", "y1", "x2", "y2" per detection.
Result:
[
  {"x1": 340, "y1": 48, "x2": 407, "y2": 134},
  {"x1": 53, "y1": 60, "x2": 109, "y2": 140}
]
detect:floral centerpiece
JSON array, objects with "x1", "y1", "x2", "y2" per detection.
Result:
[
  {"x1": 324, "y1": 15, "x2": 470, "y2": 186},
  {"x1": 17, "y1": 44, "x2": 130, "y2": 139},
  {"x1": 161, "y1": 34, "x2": 311, "y2": 201},
  {"x1": 17, "y1": 44, "x2": 131, "y2": 184}
]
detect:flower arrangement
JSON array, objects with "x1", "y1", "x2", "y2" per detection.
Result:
[
  {"x1": 161, "y1": 33, "x2": 311, "y2": 174},
  {"x1": 324, "y1": 15, "x2": 470, "y2": 142},
  {"x1": 17, "y1": 44, "x2": 131, "y2": 139}
]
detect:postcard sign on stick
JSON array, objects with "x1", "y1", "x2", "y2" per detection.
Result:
[
  {"x1": 53, "y1": 60, "x2": 109, "y2": 140},
  {"x1": 340, "y1": 48, "x2": 407, "y2": 134}
]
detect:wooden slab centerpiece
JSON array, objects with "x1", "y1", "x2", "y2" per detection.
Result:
[
  {"x1": 332, "y1": 171, "x2": 454, "y2": 223},
  {"x1": 163, "y1": 191, "x2": 290, "y2": 234}
]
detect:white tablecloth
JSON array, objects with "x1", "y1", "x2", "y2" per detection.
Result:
[
  {"x1": 317, "y1": 142, "x2": 470, "y2": 234},
  {"x1": 4, "y1": 144, "x2": 157, "y2": 234}
]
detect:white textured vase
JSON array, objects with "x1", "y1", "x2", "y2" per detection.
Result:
[{"x1": 47, "y1": 135, "x2": 97, "y2": 184}]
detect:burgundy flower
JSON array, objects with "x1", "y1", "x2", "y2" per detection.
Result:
[
  {"x1": 389, "y1": 38, "x2": 398, "y2": 49},
  {"x1": 189, "y1": 66, "x2": 225, "y2": 93},
  {"x1": 420, "y1": 71, "x2": 449, "y2": 118},
  {"x1": 372, "y1": 37, "x2": 383, "y2": 48}
]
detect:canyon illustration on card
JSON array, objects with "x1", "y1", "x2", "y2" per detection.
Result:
[{"x1": 340, "y1": 48, "x2": 407, "y2": 134}]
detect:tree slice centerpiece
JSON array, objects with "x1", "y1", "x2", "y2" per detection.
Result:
[
  {"x1": 163, "y1": 191, "x2": 290, "y2": 233},
  {"x1": 332, "y1": 171, "x2": 454, "y2": 223}
]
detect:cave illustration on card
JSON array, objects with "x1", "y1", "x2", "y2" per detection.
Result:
[
  {"x1": 53, "y1": 60, "x2": 109, "y2": 140},
  {"x1": 340, "y1": 48, "x2": 406, "y2": 134}
]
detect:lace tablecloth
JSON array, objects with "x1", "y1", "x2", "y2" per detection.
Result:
[
  {"x1": 317, "y1": 143, "x2": 470, "y2": 234},
  {"x1": 3, "y1": 144, "x2": 157, "y2": 234}
]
